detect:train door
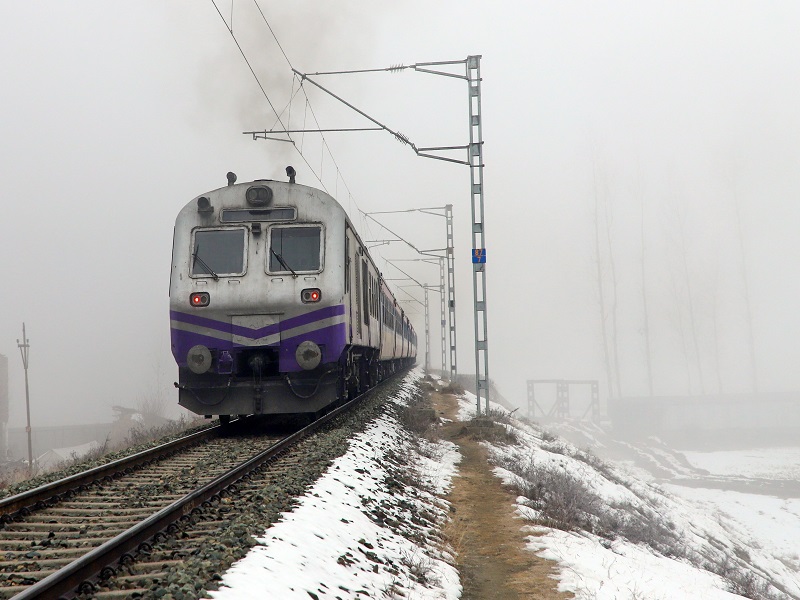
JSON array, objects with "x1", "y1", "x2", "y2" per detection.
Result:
[
  {"x1": 362, "y1": 259, "x2": 370, "y2": 346},
  {"x1": 352, "y1": 232, "x2": 362, "y2": 341}
]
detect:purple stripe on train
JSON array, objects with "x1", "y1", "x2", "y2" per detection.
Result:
[
  {"x1": 169, "y1": 304, "x2": 346, "y2": 340},
  {"x1": 171, "y1": 322, "x2": 347, "y2": 373}
]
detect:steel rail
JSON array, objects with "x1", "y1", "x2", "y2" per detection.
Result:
[
  {"x1": 12, "y1": 372, "x2": 403, "y2": 599},
  {"x1": 0, "y1": 424, "x2": 224, "y2": 522}
]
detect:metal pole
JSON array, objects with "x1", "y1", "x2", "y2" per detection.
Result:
[
  {"x1": 467, "y1": 55, "x2": 490, "y2": 415},
  {"x1": 16, "y1": 323, "x2": 32, "y2": 476},
  {"x1": 438, "y1": 256, "x2": 447, "y2": 376},
  {"x1": 424, "y1": 288, "x2": 430, "y2": 373},
  {"x1": 445, "y1": 203, "x2": 457, "y2": 381}
]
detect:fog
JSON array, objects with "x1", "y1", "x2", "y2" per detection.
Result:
[{"x1": 1, "y1": 2, "x2": 799, "y2": 429}]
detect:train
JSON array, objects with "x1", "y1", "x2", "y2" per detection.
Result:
[{"x1": 169, "y1": 170, "x2": 417, "y2": 422}]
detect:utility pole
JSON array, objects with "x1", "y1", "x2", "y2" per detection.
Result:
[
  {"x1": 16, "y1": 323, "x2": 32, "y2": 476},
  {"x1": 424, "y1": 287, "x2": 430, "y2": 372},
  {"x1": 465, "y1": 56, "x2": 490, "y2": 415},
  {"x1": 445, "y1": 204, "x2": 457, "y2": 381}
]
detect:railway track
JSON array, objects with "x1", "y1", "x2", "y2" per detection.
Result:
[{"x1": 0, "y1": 373, "x2": 410, "y2": 599}]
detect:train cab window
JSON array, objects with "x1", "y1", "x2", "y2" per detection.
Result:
[
  {"x1": 191, "y1": 228, "x2": 246, "y2": 277},
  {"x1": 268, "y1": 225, "x2": 322, "y2": 273}
]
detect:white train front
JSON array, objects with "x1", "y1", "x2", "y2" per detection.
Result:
[{"x1": 169, "y1": 172, "x2": 417, "y2": 420}]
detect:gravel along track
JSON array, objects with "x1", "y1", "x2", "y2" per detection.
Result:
[
  {"x1": 81, "y1": 374, "x2": 411, "y2": 600},
  {"x1": 0, "y1": 431, "x2": 284, "y2": 599}
]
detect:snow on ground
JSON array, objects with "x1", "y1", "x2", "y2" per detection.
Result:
[
  {"x1": 665, "y1": 446, "x2": 800, "y2": 577},
  {"x1": 664, "y1": 485, "x2": 800, "y2": 575},
  {"x1": 458, "y1": 392, "x2": 800, "y2": 600},
  {"x1": 203, "y1": 380, "x2": 800, "y2": 600},
  {"x1": 209, "y1": 370, "x2": 462, "y2": 600},
  {"x1": 526, "y1": 527, "x2": 743, "y2": 600},
  {"x1": 682, "y1": 448, "x2": 800, "y2": 481}
]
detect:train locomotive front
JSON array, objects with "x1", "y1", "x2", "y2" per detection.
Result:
[{"x1": 169, "y1": 172, "x2": 416, "y2": 420}]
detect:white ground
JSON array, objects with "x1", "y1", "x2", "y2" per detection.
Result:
[
  {"x1": 460, "y1": 391, "x2": 800, "y2": 600},
  {"x1": 208, "y1": 370, "x2": 462, "y2": 600},
  {"x1": 206, "y1": 377, "x2": 800, "y2": 599}
]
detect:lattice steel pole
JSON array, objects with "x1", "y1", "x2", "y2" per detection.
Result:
[
  {"x1": 445, "y1": 203, "x2": 457, "y2": 381},
  {"x1": 467, "y1": 56, "x2": 490, "y2": 415},
  {"x1": 438, "y1": 256, "x2": 447, "y2": 376},
  {"x1": 424, "y1": 287, "x2": 431, "y2": 373}
]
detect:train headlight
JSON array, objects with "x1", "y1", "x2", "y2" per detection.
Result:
[
  {"x1": 190, "y1": 292, "x2": 210, "y2": 307},
  {"x1": 295, "y1": 341, "x2": 322, "y2": 370},
  {"x1": 187, "y1": 345, "x2": 212, "y2": 374},
  {"x1": 246, "y1": 185, "x2": 273, "y2": 206},
  {"x1": 301, "y1": 288, "x2": 321, "y2": 303}
]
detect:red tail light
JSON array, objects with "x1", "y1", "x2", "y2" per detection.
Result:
[
  {"x1": 190, "y1": 292, "x2": 210, "y2": 307},
  {"x1": 301, "y1": 288, "x2": 321, "y2": 303}
]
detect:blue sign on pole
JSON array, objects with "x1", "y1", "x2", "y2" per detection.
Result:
[{"x1": 472, "y1": 248, "x2": 486, "y2": 264}]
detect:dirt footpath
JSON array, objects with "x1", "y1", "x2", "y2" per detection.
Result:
[{"x1": 432, "y1": 392, "x2": 573, "y2": 600}]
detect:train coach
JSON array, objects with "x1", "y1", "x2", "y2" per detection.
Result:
[{"x1": 169, "y1": 170, "x2": 417, "y2": 421}]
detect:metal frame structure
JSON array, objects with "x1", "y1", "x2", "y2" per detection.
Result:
[
  {"x1": 246, "y1": 55, "x2": 489, "y2": 412},
  {"x1": 364, "y1": 206, "x2": 455, "y2": 378},
  {"x1": 387, "y1": 258, "x2": 442, "y2": 375},
  {"x1": 526, "y1": 379, "x2": 600, "y2": 421}
]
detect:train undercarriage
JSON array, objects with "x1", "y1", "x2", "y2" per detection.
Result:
[{"x1": 176, "y1": 345, "x2": 415, "y2": 421}]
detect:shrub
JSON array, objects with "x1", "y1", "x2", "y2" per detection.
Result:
[
  {"x1": 440, "y1": 381, "x2": 464, "y2": 396},
  {"x1": 466, "y1": 414, "x2": 518, "y2": 446}
]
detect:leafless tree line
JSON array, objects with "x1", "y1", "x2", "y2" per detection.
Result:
[{"x1": 591, "y1": 167, "x2": 758, "y2": 399}]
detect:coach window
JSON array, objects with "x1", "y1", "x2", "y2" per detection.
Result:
[
  {"x1": 362, "y1": 261, "x2": 369, "y2": 325},
  {"x1": 268, "y1": 225, "x2": 323, "y2": 273},
  {"x1": 191, "y1": 228, "x2": 246, "y2": 277}
]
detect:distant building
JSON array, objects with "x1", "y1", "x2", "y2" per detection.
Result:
[{"x1": 0, "y1": 353, "x2": 7, "y2": 461}]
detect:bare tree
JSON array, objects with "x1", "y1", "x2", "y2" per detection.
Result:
[
  {"x1": 665, "y1": 197, "x2": 705, "y2": 394},
  {"x1": 137, "y1": 359, "x2": 168, "y2": 421},
  {"x1": 603, "y1": 186, "x2": 623, "y2": 398},
  {"x1": 667, "y1": 269, "x2": 694, "y2": 394},
  {"x1": 634, "y1": 175, "x2": 655, "y2": 396},
  {"x1": 677, "y1": 213, "x2": 705, "y2": 395},
  {"x1": 591, "y1": 161, "x2": 617, "y2": 398},
  {"x1": 733, "y1": 195, "x2": 759, "y2": 393}
]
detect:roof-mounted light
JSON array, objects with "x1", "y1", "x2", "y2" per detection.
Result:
[
  {"x1": 246, "y1": 185, "x2": 273, "y2": 207},
  {"x1": 197, "y1": 196, "x2": 213, "y2": 213}
]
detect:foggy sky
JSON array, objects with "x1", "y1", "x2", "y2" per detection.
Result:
[{"x1": 2, "y1": 1, "x2": 799, "y2": 428}]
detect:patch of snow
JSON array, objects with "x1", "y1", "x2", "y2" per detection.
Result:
[
  {"x1": 454, "y1": 391, "x2": 800, "y2": 599},
  {"x1": 682, "y1": 448, "x2": 800, "y2": 481},
  {"x1": 209, "y1": 370, "x2": 462, "y2": 600},
  {"x1": 526, "y1": 527, "x2": 744, "y2": 600}
]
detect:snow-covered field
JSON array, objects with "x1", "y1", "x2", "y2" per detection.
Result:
[
  {"x1": 683, "y1": 448, "x2": 800, "y2": 481},
  {"x1": 460, "y1": 392, "x2": 800, "y2": 600}
]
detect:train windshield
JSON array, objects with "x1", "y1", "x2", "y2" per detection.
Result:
[
  {"x1": 269, "y1": 226, "x2": 322, "y2": 273},
  {"x1": 191, "y1": 228, "x2": 246, "y2": 277}
]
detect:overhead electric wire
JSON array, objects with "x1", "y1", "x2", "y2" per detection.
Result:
[
  {"x1": 209, "y1": 0, "x2": 367, "y2": 211},
  {"x1": 210, "y1": 1, "x2": 415, "y2": 271}
]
